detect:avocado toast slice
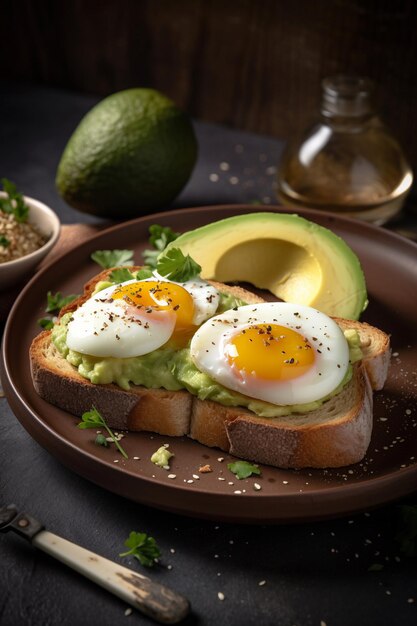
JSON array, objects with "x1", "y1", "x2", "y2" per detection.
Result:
[{"x1": 30, "y1": 268, "x2": 390, "y2": 468}]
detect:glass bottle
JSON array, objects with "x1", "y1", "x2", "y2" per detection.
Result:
[{"x1": 276, "y1": 76, "x2": 413, "y2": 225}]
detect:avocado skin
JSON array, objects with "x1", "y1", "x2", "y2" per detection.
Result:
[{"x1": 56, "y1": 88, "x2": 198, "y2": 218}]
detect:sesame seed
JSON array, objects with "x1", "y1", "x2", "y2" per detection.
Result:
[
  {"x1": 124, "y1": 607, "x2": 132, "y2": 616},
  {"x1": 254, "y1": 483, "x2": 261, "y2": 491},
  {"x1": 218, "y1": 592, "x2": 225, "y2": 601},
  {"x1": 168, "y1": 474, "x2": 176, "y2": 479},
  {"x1": 258, "y1": 580, "x2": 266, "y2": 586},
  {"x1": 0, "y1": 211, "x2": 47, "y2": 262}
]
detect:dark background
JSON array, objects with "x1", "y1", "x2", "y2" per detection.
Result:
[
  {"x1": 2, "y1": 0, "x2": 417, "y2": 171},
  {"x1": 1, "y1": 4, "x2": 417, "y2": 625}
]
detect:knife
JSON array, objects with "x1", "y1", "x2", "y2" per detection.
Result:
[{"x1": 0, "y1": 505, "x2": 190, "y2": 624}]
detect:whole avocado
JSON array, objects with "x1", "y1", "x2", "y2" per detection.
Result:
[{"x1": 56, "y1": 88, "x2": 197, "y2": 218}]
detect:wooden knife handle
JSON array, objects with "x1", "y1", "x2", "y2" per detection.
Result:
[{"x1": 32, "y1": 530, "x2": 190, "y2": 624}]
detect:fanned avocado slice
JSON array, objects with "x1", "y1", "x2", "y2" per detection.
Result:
[{"x1": 162, "y1": 212, "x2": 368, "y2": 320}]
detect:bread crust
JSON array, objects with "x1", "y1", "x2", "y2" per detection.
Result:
[
  {"x1": 333, "y1": 318, "x2": 391, "y2": 390},
  {"x1": 227, "y1": 363, "x2": 373, "y2": 468},
  {"x1": 29, "y1": 268, "x2": 390, "y2": 468},
  {"x1": 31, "y1": 333, "x2": 192, "y2": 435}
]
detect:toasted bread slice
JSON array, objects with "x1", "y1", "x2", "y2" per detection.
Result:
[
  {"x1": 31, "y1": 333, "x2": 193, "y2": 436},
  {"x1": 189, "y1": 362, "x2": 373, "y2": 467},
  {"x1": 30, "y1": 268, "x2": 390, "y2": 468}
]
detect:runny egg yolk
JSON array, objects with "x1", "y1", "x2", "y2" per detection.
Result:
[
  {"x1": 112, "y1": 281, "x2": 196, "y2": 345},
  {"x1": 226, "y1": 323, "x2": 315, "y2": 382}
]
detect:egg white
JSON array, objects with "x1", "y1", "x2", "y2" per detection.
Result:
[
  {"x1": 66, "y1": 275, "x2": 220, "y2": 358},
  {"x1": 190, "y1": 302, "x2": 350, "y2": 405},
  {"x1": 151, "y1": 271, "x2": 220, "y2": 324}
]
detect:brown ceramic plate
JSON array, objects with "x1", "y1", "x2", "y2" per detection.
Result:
[{"x1": 2, "y1": 205, "x2": 417, "y2": 523}]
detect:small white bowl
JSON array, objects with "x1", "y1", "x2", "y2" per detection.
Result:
[{"x1": 0, "y1": 191, "x2": 61, "y2": 291}]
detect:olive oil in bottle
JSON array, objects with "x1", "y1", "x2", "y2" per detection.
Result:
[{"x1": 277, "y1": 76, "x2": 413, "y2": 225}]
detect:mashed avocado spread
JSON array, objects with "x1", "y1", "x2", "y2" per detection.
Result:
[{"x1": 52, "y1": 292, "x2": 362, "y2": 418}]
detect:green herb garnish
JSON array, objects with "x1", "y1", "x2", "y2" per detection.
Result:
[
  {"x1": 0, "y1": 178, "x2": 30, "y2": 223},
  {"x1": 135, "y1": 267, "x2": 153, "y2": 280},
  {"x1": 108, "y1": 267, "x2": 136, "y2": 283},
  {"x1": 120, "y1": 531, "x2": 161, "y2": 567},
  {"x1": 95, "y1": 433, "x2": 109, "y2": 448},
  {"x1": 156, "y1": 247, "x2": 201, "y2": 282},
  {"x1": 91, "y1": 249, "x2": 134, "y2": 270},
  {"x1": 46, "y1": 291, "x2": 79, "y2": 313},
  {"x1": 143, "y1": 224, "x2": 179, "y2": 269},
  {"x1": 38, "y1": 318, "x2": 54, "y2": 330},
  {"x1": 396, "y1": 504, "x2": 417, "y2": 557},
  {"x1": 0, "y1": 235, "x2": 10, "y2": 247},
  {"x1": 108, "y1": 267, "x2": 154, "y2": 284},
  {"x1": 78, "y1": 406, "x2": 128, "y2": 459},
  {"x1": 228, "y1": 460, "x2": 261, "y2": 480},
  {"x1": 41, "y1": 291, "x2": 75, "y2": 328}
]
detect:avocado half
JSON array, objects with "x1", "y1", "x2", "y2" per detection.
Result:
[{"x1": 164, "y1": 212, "x2": 368, "y2": 320}]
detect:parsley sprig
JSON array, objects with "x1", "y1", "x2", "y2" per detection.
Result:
[
  {"x1": 46, "y1": 291, "x2": 79, "y2": 313},
  {"x1": 143, "y1": 224, "x2": 179, "y2": 269},
  {"x1": 120, "y1": 531, "x2": 161, "y2": 567},
  {"x1": 0, "y1": 235, "x2": 10, "y2": 247},
  {"x1": 38, "y1": 318, "x2": 54, "y2": 330},
  {"x1": 157, "y1": 247, "x2": 201, "y2": 282},
  {"x1": 107, "y1": 266, "x2": 153, "y2": 284},
  {"x1": 38, "y1": 290, "x2": 79, "y2": 330},
  {"x1": 91, "y1": 249, "x2": 134, "y2": 270},
  {"x1": 108, "y1": 267, "x2": 136, "y2": 283},
  {"x1": 0, "y1": 178, "x2": 30, "y2": 223},
  {"x1": 135, "y1": 267, "x2": 153, "y2": 280},
  {"x1": 77, "y1": 407, "x2": 128, "y2": 459},
  {"x1": 228, "y1": 460, "x2": 261, "y2": 480}
]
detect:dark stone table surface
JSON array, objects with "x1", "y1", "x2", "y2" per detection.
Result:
[{"x1": 0, "y1": 82, "x2": 416, "y2": 626}]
